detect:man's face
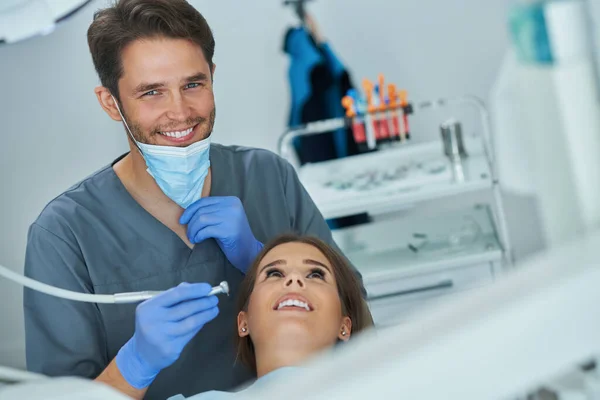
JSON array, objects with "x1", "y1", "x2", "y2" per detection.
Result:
[{"x1": 115, "y1": 37, "x2": 215, "y2": 147}]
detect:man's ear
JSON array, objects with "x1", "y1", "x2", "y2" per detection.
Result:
[
  {"x1": 338, "y1": 317, "x2": 352, "y2": 342},
  {"x1": 94, "y1": 86, "x2": 123, "y2": 122},
  {"x1": 237, "y1": 311, "x2": 249, "y2": 337},
  {"x1": 211, "y1": 63, "x2": 216, "y2": 78}
]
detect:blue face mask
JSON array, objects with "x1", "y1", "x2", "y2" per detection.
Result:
[{"x1": 112, "y1": 95, "x2": 210, "y2": 209}]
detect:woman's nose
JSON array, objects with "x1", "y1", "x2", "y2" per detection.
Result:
[{"x1": 285, "y1": 274, "x2": 305, "y2": 288}]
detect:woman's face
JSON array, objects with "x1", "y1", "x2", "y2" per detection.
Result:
[{"x1": 238, "y1": 242, "x2": 352, "y2": 353}]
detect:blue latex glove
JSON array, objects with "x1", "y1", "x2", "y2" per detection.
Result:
[
  {"x1": 115, "y1": 283, "x2": 219, "y2": 389},
  {"x1": 179, "y1": 196, "x2": 264, "y2": 274}
]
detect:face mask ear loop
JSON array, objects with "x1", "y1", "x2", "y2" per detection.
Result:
[{"x1": 111, "y1": 94, "x2": 144, "y2": 157}]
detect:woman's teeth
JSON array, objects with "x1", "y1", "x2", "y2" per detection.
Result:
[
  {"x1": 160, "y1": 126, "x2": 194, "y2": 138},
  {"x1": 277, "y1": 299, "x2": 310, "y2": 311}
]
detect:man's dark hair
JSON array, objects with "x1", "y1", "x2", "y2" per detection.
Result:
[{"x1": 87, "y1": 0, "x2": 215, "y2": 101}]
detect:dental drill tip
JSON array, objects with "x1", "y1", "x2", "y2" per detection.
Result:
[{"x1": 220, "y1": 281, "x2": 230, "y2": 296}]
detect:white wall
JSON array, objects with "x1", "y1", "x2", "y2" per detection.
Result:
[{"x1": 0, "y1": 0, "x2": 530, "y2": 370}]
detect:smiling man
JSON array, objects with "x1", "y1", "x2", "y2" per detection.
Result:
[{"x1": 22, "y1": 1, "x2": 366, "y2": 400}]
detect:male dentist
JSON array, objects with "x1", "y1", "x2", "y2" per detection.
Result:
[{"x1": 23, "y1": 1, "x2": 367, "y2": 399}]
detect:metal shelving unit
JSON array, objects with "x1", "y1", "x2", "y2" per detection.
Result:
[{"x1": 278, "y1": 95, "x2": 513, "y2": 325}]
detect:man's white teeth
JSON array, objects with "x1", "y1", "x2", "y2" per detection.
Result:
[
  {"x1": 277, "y1": 299, "x2": 310, "y2": 311},
  {"x1": 160, "y1": 126, "x2": 194, "y2": 138}
]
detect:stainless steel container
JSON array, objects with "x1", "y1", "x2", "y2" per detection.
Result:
[{"x1": 440, "y1": 119, "x2": 468, "y2": 161}]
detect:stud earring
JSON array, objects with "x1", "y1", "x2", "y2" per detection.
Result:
[
  {"x1": 241, "y1": 327, "x2": 247, "y2": 333},
  {"x1": 341, "y1": 331, "x2": 346, "y2": 336}
]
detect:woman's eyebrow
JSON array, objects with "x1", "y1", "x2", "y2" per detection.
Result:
[
  {"x1": 303, "y1": 259, "x2": 332, "y2": 274},
  {"x1": 259, "y1": 259, "x2": 286, "y2": 274}
]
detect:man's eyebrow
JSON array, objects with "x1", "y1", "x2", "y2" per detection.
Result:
[
  {"x1": 303, "y1": 259, "x2": 332, "y2": 274},
  {"x1": 132, "y1": 73, "x2": 208, "y2": 95},
  {"x1": 259, "y1": 259, "x2": 286, "y2": 274},
  {"x1": 132, "y1": 82, "x2": 165, "y2": 95},
  {"x1": 183, "y1": 72, "x2": 209, "y2": 83}
]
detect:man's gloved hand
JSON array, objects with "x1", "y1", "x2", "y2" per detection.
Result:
[
  {"x1": 179, "y1": 196, "x2": 264, "y2": 274},
  {"x1": 115, "y1": 283, "x2": 219, "y2": 389}
]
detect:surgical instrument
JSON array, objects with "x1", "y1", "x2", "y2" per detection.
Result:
[
  {"x1": 0, "y1": 262, "x2": 229, "y2": 304},
  {"x1": 123, "y1": 281, "x2": 231, "y2": 303}
]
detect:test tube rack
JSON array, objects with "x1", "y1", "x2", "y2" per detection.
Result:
[{"x1": 340, "y1": 74, "x2": 414, "y2": 152}]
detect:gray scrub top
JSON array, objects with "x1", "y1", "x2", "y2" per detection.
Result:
[{"x1": 23, "y1": 144, "x2": 364, "y2": 400}]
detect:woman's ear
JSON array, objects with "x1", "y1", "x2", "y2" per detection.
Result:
[
  {"x1": 338, "y1": 317, "x2": 352, "y2": 342},
  {"x1": 237, "y1": 311, "x2": 249, "y2": 337}
]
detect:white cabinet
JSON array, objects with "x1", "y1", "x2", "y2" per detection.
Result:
[
  {"x1": 333, "y1": 204, "x2": 502, "y2": 326},
  {"x1": 367, "y1": 261, "x2": 496, "y2": 327}
]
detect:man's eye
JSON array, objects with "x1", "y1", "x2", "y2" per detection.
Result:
[
  {"x1": 307, "y1": 268, "x2": 326, "y2": 280},
  {"x1": 266, "y1": 268, "x2": 283, "y2": 278},
  {"x1": 142, "y1": 90, "x2": 159, "y2": 97},
  {"x1": 185, "y1": 82, "x2": 201, "y2": 89}
]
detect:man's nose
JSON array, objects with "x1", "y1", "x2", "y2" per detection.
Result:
[
  {"x1": 165, "y1": 92, "x2": 192, "y2": 121},
  {"x1": 285, "y1": 273, "x2": 305, "y2": 288}
]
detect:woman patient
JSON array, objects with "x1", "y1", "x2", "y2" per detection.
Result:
[{"x1": 169, "y1": 234, "x2": 373, "y2": 399}]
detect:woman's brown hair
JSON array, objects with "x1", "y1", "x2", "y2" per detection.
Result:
[{"x1": 235, "y1": 234, "x2": 373, "y2": 373}]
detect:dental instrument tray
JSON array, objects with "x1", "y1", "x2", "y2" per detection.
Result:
[{"x1": 297, "y1": 134, "x2": 490, "y2": 219}]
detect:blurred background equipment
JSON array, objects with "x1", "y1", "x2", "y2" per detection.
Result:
[
  {"x1": 491, "y1": 0, "x2": 600, "y2": 249},
  {"x1": 0, "y1": 0, "x2": 92, "y2": 45}
]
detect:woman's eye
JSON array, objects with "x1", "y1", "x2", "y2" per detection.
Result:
[
  {"x1": 266, "y1": 269, "x2": 283, "y2": 278},
  {"x1": 307, "y1": 268, "x2": 326, "y2": 280}
]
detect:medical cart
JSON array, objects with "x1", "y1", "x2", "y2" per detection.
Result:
[{"x1": 278, "y1": 95, "x2": 513, "y2": 327}]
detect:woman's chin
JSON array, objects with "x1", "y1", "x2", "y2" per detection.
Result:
[
  {"x1": 268, "y1": 321, "x2": 335, "y2": 350},
  {"x1": 272, "y1": 318, "x2": 311, "y2": 335}
]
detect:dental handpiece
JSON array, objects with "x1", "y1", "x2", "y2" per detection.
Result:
[
  {"x1": 0, "y1": 262, "x2": 230, "y2": 305},
  {"x1": 112, "y1": 281, "x2": 230, "y2": 304}
]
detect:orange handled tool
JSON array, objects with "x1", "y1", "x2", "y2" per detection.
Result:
[
  {"x1": 399, "y1": 90, "x2": 408, "y2": 108},
  {"x1": 387, "y1": 84, "x2": 401, "y2": 140},
  {"x1": 399, "y1": 89, "x2": 411, "y2": 140},
  {"x1": 362, "y1": 79, "x2": 376, "y2": 114},
  {"x1": 341, "y1": 96, "x2": 356, "y2": 118},
  {"x1": 378, "y1": 74, "x2": 387, "y2": 111},
  {"x1": 388, "y1": 84, "x2": 399, "y2": 108}
]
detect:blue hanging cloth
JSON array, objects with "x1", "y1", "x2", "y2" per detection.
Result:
[{"x1": 283, "y1": 26, "x2": 358, "y2": 165}]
